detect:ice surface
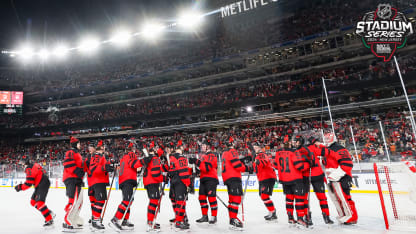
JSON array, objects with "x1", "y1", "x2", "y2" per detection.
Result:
[{"x1": 0, "y1": 187, "x2": 415, "y2": 234}]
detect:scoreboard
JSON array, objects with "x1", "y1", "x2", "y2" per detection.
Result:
[{"x1": 0, "y1": 91, "x2": 23, "y2": 115}]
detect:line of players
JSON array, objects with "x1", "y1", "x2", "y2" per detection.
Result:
[{"x1": 14, "y1": 132, "x2": 358, "y2": 232}]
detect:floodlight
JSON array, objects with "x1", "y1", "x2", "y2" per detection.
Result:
[
  {"x1": 78, "y1": 37, "x2": 100, "y2": 53},
  {"x1": 111, "y1": 30, "x2": 131, "y2": 46},
  {"x1": 177, "y1": 11, "x2": 204, "y2": 29},
  {"x1": 246, "y1": 106, "x2": 253, "y2": 113},
  {"x1": 38, "y1": 49, "x2": 49, "y2": 61},
  {"x1": 52, "y1": 45, "x2": 68, "y2": 58},
  {"x1": 18, "y1": 46, "x2": 34, "y2": 60},
  {"x1": 141, "y1": 22, "x2": 164, "y2": 40}
]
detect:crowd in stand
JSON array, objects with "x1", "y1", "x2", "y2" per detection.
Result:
[
  {"x1": 3, "y1": 0, "x2": 414, "y2": 98},
  {"x1": 2, "y1": 56, "x2": 415, "y2": 130},
  {"x1": 2, "y1": 108, "x2": 416, "y2": 168}
]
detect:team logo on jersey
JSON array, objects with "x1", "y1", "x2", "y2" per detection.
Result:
[{"x1": 356, "y1": 4, "x2": 414, "y2": 62}]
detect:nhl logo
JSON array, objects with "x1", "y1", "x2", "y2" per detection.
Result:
[
  {"x1": 377, "y1": 4, "x2": 392, "y2": 20},
  {"x1": 356, "y1": 4, "x2": 414, "y2": 62}
]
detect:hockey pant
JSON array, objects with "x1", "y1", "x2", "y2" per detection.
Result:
[
  {"x1": 88, "y1": 183, "x2": 107, "y2": 220},
  {"x1": 328, "y1": 180, "x2": 358, "y2": 223},
  {"x1": 259, "y1": 179, "x2": 276, "y2": 212},
  {"x1": 199, "y1": 179, "x2": 218, "y2": 217},
  {"x1": 283, "y1": 183, "x2": 306, "y2": 218},
  {"x1": 225, "y1": 179, "x2": 243, "y2": 219},
  {"x1": 170, "y1": 181, "x2": 188, "y2": 222},
  {"x1": 114, "y1": 183, "x2": 135, "y2": 221},
  {"x1": 145, "y1": 183, "x2": 162, "y2": 222},
  {"x1": 30, "y1": 178, "x2": 53, "y2": 222},
  {"x1": 303, "y1": 179, "x2": 330, "y2": 216}
]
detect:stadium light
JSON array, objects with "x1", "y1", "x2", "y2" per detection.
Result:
[
  {"x1": 110, "y1": 30, "x2": 132, "y2": 46},
  {"x1": 78, "y1": 37, "x2": 100, "y2": 53},
  {"x1": 52, "y1": 45, "x2": 68, "y2": 58},
  {"x1": 17, "y1": 45, "x2": 34, "y2": 62},
  {"x1": 246, "y1": 106, "x2": 253, "y2": 113},
  {"x1": 38, "y1": 49, "x2": 50, "y2": 61},
  {"x1": 177, "y1": 11, "x2": 204, "y2": 29},
  {"x1": 141, "y1": 22, "x2": 164, "y2": 40}
]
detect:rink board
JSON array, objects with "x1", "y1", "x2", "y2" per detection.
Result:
[{"x1": 1, "y1": 171, "x2": 411, "y2": 194}]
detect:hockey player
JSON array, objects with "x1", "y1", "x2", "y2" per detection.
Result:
[
  {"x1": 293, "y1": 135, "x2": 319, "y2": 226},
  {"x1": 63, "y1": 136, "x2": 85, "y2": 231},
  {"x1": 252, "y1": 142, "x2": 277, "y2": 221},
  {"x1": 304, "y1": 137, "x2": 334, "y2": 225},
  {"x1": 275, "y1": 141, "x2": 308, "y2": 227},
  {"x1": 221, "y1": 139, "x2": 253, "y2": 229},
  {"x1": 188, "y1": 140, "x2": 219, "y2": 224},
  {"x1": 84, "y1": 140, "x2": 115, "y2": 231},
  {"x1": 142, "y1": 143, "x2": 165, "y2": 231},
  {"x1": 15, "y1": 159, "x2": 55, "y2": 227},
  {"x1": 109, "y1": 141, "x2": 141, "y2": 231},
  {"x1": 168, "y1": 143, "x2": 191, "y2": 230},
  {"x1": 324, "y1": 133, "x2": 358, "y2": 225}
]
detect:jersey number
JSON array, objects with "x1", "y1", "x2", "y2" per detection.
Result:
[
  {"x1": 119, "y1": 162, "x2": 125, "y2": 177},
  {"x1": 278, "y1": 157, "x2": 291, "y2": 173}
]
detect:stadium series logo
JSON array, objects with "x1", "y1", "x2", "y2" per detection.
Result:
[{"x1": 356, "y1": 4, "x2": 414, "y2": 62}]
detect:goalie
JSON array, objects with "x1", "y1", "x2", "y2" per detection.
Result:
[{"x1": 323, "y1": 133, "x2": 358, "y2": 225}]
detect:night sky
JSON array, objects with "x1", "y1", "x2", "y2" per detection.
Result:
[{"x1": 0, "y1": 0, "x2": 211, "y2": 50}]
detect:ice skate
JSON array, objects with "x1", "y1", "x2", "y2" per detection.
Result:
[
  {"x1": 108, "y1": 217, "x2": 122, "y2": 232},
  {"x1": 208, "y1": 216, "x2": 217, "y2": 224},
  {"x1": 323, "y1": 213, "x2": 334, "y2": 224},
  {"x1": 229, "y1": 218, "x2": 244, "y2": 231},
  {"x1": 196, "y1": 215, "x2": 208, "y2": 223},
  {"x1": 264, "y1": 210, "x2": 277, "y2": 222}
]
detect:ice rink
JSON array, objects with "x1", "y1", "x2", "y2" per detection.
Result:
[{"x1": 1, "y1": 187, "x2": 416, "y2": 234}]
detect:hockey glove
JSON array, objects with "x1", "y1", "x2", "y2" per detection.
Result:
[
  {"x1": 326, "y1": 167, "x2": 346, "y2": 182},
  {"x1": 14, "y1": 184, "x2": 22, "y2": 192},
  {"x1": 240, "y1": 156, "x2": 252, "y2": 165},
  {"x1": 74, "y1": 167, "x2": 85, "y2": 178},
  {"x1": 246, "y1": 164, "x2": 254, "y2": 174},
  {"x1": 188, "y1": 157, "x2": 197, "y2": 165},
  {"x1": 340, "y1": 174, "x2": 353, "y2": 189},
  {"x1": 143, "y1": 156, "x2": 152, "y2": 166},
  {"x1": 167, "y1": 171, "x2": 177, "y2": 179},
  {"x1": 160, "y1": 155, "x2": 168, "y2": 163},
  {"x1": 105, "y1": 163, "x2": 115, "y2": 172}
]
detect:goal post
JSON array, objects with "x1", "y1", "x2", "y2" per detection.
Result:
[{"x1": 373, "y1": 162, "x2": 416, "y2": 231}]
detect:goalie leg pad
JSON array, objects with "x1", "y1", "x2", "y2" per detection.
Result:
[{"x1": 330, "y1": 182, "x2": 352, "y2": 223}]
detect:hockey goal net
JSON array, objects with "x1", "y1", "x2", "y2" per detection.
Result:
[{"x1": 373, "y1": 162, "x2": 416, "y2": 231}]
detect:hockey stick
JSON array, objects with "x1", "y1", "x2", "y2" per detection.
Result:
[
  {"x1": 151, "y1": 181, "x2": 167, "y2": 230},
  {"x1": 216, "y1": 194, "x2": 228, "y2": 209},
  {"x1": 241, "y1": 174, "x2": 250, "y2": 222},
  {"x1": 101, "y1": 166, "x2": 118, "y2": 220},
  {"x1": 120, "y1": 165, "x2": 146, "y2": 223}
]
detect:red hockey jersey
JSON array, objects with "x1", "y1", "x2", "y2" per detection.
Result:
[
  {"x1": 119, "y1": 151, "x2": 142, "y2": 186},
  {"x1": 254, "y1": 152, "x2": 277, "y2": 182},
  {"x1": 221, "y1": 148, "x2": 247, "y2": 183},
  {"x1": 326, "y1": 143, "x2": 353, "y2": 176},
  {"x1": 21, "y1": 163, "x2": 47, "y2": 190},
  {"x1": 306, "y1": 144, "x2": 326, "y2": 181},
  {"x1": 143, "y1": 154, "x2": 165, "y2": 186},
  {"x1": 85, "y1": 153, "x2": 110, "y2": 187},
  {"x1": 169, "y1": 153, "x2": 191, "y2": 186},
  {"x1": 63, "y1": 149, "x2": 84, "y2": 182},
  {"x1": 196, "y1": 152, "x2": 219, "y2": 182},
  {"x1": 295, "y1": 146, "x2": 313, "y2": 177},
  {"x1": 275, "y1": 148, "x2": 308, "y2": 184}
]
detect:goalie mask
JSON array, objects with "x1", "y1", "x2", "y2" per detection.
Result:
[{"x1": 324, "y1": 132, "x2": 336, "y2": 146}]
